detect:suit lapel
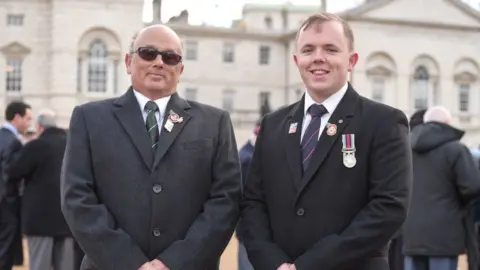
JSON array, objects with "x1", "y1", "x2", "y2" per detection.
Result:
[
  {"x1": 113, "y1": 87, "x2": 154, "y2": 171},
  {"x1": 298, "y1": 85, "x2": 360, "y2": 194},
  {"x1": 153, "y1": 93, "x2": 191, "y2": 169},
  {"x1": 285, "y1": 97, "x2": 305, "y2": 189}
]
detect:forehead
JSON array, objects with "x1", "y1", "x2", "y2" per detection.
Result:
[
  {"x1": 297, "y1": 21, "x2": 347, "y2": 47},
  {"x1": 134, "y1": 28, "x2": 182, "y2": 52}
]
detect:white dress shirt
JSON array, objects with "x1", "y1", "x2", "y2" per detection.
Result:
[
  {"x1": 133, "y1": 89, "x2": 171, "y2": 134},
  {"x1": 300, "y1": 82, "x2": 348, "y2": 142}
]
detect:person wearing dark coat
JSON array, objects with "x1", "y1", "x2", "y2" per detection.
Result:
[
  {"x1": 403, "y1": 106, "x2": 480, "y2": 270},
  {"x1": 236, "y1": 121, "x2": 260, "y2": 270},
  {"x1": 7, "y1": 110, "x2": 74, "y2": 270},
  {"x1": 0, "y1": 101, "x2": 32, "y2": 270},
  {"x1": 388, "y1": 109, "x2": 427, "y2": 270}
]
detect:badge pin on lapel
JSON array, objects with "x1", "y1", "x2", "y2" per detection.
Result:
[
  {"x1": 342, "y1": 134, "x2": 356, "y2": 168},
  {"x1": 168, "y1": 110, "x2": 183, "y2": 123},
  {"x1": 288, "y1": 123, "x2": 298, "y2": 134},
  {"x1": 164, "y1": 110, "x2": 183, "y2": 132},
  {"x1": 326, "y1": 123, "x2": 337, "y2": 136}
]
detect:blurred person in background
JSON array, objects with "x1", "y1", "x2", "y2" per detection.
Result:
[
  {"x1": 6, "y1": 109, "x2": 73, "y2": 270},
  {"x1": 403, "y1": 106, "x2": 480, "y2": 270},
  {"x1": 0, "y1": 101, "x2": 32, "y2": 270},
  {"x1": 236, "y1": 120, "x2": 260, "y2": 270},
  {"x1": 388, "y1": 109, "x2": 426, "y2": 270}
]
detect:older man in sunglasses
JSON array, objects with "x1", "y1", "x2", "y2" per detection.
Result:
[{"x1": 61, "y1": 24, "x2": 242, "y2": 270}]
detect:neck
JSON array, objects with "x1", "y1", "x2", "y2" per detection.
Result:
[
  {"x1": 136, "y1": 88, "x2": 175, "y2": 100},
  {"x1": 307, "y1": 82, "x2": 347, "y2": 104}
]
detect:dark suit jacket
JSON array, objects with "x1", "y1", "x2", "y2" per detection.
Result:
[
  {"x1": 236, "y1": 141, "x2": 254, "y2": 243},
  {"x1": 61, "y1": 88, "x2": 242, "y2": 270},
  {"x1": 0, "y1": 127, "x2": 24, "y2": 267},
  {"x1": 7, "y1": 127, "x2": 71, "y2": 237},
  {"x1": 240, "y1": 84, "x2": 413, "y2": 270},
  {"x1": 0, "y1": 127, "x2": 22, "y2": 203}
]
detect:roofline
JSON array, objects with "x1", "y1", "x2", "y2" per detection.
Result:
[
  {"x1": 338, "y1": 0, "x2": 480, "y2": 23},
  {"x1": 160, "y1": 23, "x2": 285, "y2": 42}
]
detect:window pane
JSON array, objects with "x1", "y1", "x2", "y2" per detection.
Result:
[
  {"x1": 371, "y1": 77, "x2": 385, "y2": 102},
  {"x1": 88, "y1": 39, "x2": 108, "y2": 93},
  {"x1": 222, "y1": 90, "x2": 235, "y2": 112},
  {"x1": 6, "y1": 59, "x2": 23, "y2": 92},
  {"x1": 459, "y1": 83, "x2": 470, "y2": 112}
]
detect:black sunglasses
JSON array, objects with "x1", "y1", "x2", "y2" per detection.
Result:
[{"x1": 133, "y1": 47, "x2": 182, "y2": 65}]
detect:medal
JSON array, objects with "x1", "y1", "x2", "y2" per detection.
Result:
[{"x1": 342, "y1": 134, "x2": 356, "y2": 168}]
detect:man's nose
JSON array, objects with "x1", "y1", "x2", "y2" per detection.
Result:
[
  {"x1": 152, "y1": 54, "x2": 164, "y2": 67},
  {"x1": 312, "y1": 49, "x2": 326, "y2": 63}
]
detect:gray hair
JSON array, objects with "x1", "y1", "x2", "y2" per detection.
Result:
[
  {"x1": 37, "y1": 109, "x2": 56, "y2": 128},
  {"x1": 423, "y1": 106, "x2": 452, "y2": 124}
]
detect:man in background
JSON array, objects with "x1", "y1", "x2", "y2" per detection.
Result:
[
  {"x1": 0, "y1": 101, "x2": 32, "y2": 270},
  {"x1": 7, "y1": 109, "x2": 73, "y2": 270},
  {"x1": 236, "y1": 121, "x2": 260, "y2": 270},
  {"x1": 403, "y1": 106, "x2": 480, "y2": 270}
]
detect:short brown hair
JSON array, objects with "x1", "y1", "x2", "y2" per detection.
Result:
[{"x1": 296, "y1": 13, "x2": 355, "y2": 51}]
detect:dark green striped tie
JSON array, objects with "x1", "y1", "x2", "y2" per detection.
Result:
[{"x1": 144, "y1": 101, "x2": 159, "y2": 149}]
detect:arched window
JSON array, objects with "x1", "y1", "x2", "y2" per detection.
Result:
[
  {"x1": 365, "y1": 52, "x2": 396, "y2": 104},
  {"x1": 87, "y1": 39, "x2": 108, "y2": 93},
  {"x1": 77, "y1": 28, "x2": 121, "y2": 96},
  {"x1": 412, "y1": 65, "x2": 429, "y2": 110}
]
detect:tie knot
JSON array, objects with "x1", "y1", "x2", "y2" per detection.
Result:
[
  {"x1": 309, "y1": 104, "x2": 328, "y2": 117},
  {"x1": 145, "y1": 101, "x2": 159, "y2": 112}
]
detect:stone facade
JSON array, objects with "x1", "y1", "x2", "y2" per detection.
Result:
[
  {"x1": 1, "y1": 0, "x2": 480, "y2": 146},
  {"x1": 0, "y1": 0, "x2": 144, "y2": 127}
]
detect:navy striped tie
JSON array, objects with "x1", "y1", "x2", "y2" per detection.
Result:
[{"x1": 301, "y1": 104, "x2": 328, "y2": 171}]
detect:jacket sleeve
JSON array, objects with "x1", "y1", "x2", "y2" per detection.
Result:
[
  {"x1": 452, "y1": 144, "x2": 480, "y2": 205},
  {"x1": 61, "y1": 106, "x2": 149, "y2": 270},
  {"x1": 3, "y1": 139, "x2": 23, "y2": 199},
  {"x1": 240, "y1": 116, "x2": 293, "y2": 269},
  {"x1": 6, "y1": 140, "x2": 40, "y2": 180},
  {"x1": 294, "y1": 109, "x2": 413, "y2": 270},
  {"x1": 157, "y1": 111, "x2": 242, "y2": 269}
]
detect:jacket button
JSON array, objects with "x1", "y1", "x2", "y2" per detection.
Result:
[
  {"x1": 152, "y1": 184, "x2": 162, "y2": 194},
  {"x1": 153, "y1": 228, "x2": 161, "y2": 237},
  {"x1": 296, "y1": 208, "x2": 305, "y2": 216}
]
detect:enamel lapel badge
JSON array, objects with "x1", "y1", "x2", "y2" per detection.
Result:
[
  {"x1": 164, "y1": 110, "x2": 183, "y2": 132},
  {"x1": 341, "y1": 134, "x2": 356, "y2": 168},
  {"x1": 288, "y1": 122, "x2": 298, "y2": 134}
]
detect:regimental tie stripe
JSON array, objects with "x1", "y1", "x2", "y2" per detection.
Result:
[{"x1": 342, "y1": 134, "x2": 355, "y2": 150}]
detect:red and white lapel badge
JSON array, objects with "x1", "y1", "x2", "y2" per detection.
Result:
[
  {"x1": 288, "y1": 122, "x2": 298, "y2": 134},
  {"x1": 326, "y1": 123, "x2": 337, "y2": 136},
  {"x1": 164, "y1": 110, "x2": 183, "y2": 132}
]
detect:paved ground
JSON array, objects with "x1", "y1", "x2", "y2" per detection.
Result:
[{"x1": 14, "y1": 237, "x2": 468, "y2": 270}]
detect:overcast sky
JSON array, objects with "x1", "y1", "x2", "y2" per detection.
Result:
[{"x1": 142, "y1": 0, "x2": 480, "y2": 26}]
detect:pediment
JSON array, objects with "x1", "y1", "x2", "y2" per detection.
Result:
[
  {"x1": 366, "y1": 66, "x2": 393, "y2": 77},
  {"x1": 0, "y1": 42, "x2": 31, "y2": 56},
  {"x1": 342, "y1": 0, "x2": 480, "y2": 28},
  {"x1": 454, "y1": 71, "x2": 477, "y2": 83}
]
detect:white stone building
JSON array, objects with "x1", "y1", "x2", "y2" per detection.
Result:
[
  {"x1": 0, "y1": 0, "x2": 144, "y2": 127},
  {"x1": 1, "y1": 0, "x2": 480, "y2": 146}
]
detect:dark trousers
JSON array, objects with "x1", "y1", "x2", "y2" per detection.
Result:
[
  {"x1": 388, "y1": 235, "x2": 404, "y2": 270},
  {"x1": 73, "y1": 240, "x2": 84, "y2": 270},
  {"x1": 0, "y1": 201, "x2": 21, "y2": 270}
]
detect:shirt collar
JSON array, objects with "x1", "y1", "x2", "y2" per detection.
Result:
[
  {"x1": 133, "y1": 89, "x2": 171, "y2": 118},
  {"x1": 304, "y1": 81, "x2": 348, "y2": 116},
  {"x1": 3, "y1": 122, "x2": 19, "y2": 137}
]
